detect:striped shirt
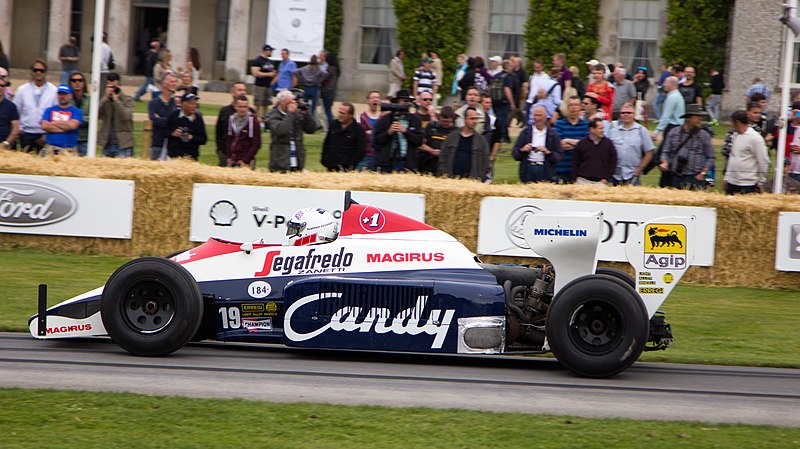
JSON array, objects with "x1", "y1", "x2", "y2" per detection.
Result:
[{"x1": 553, "y1": 117, "x2": 590, "y2": 175}]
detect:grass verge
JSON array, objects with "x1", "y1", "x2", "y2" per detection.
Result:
[{"x1": 0, "y1": 388, "x2": 798, "y2": 448}]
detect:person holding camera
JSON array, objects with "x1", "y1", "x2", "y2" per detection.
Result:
[
  {"x1": 165, "y1": 92, "x2": 206, "y2": 160},
  {"x1": 373, "y1": 89, "x2": 423, "y2": 173},
  {"x1": 658, "y1": 104, "x2": 714, "y2": 190},
  {"x1": 267, "y1": 89, "x2": 318, "y2": 172},
  {"x1": 98, "y1": 73, "x2": 135, "y2": 158}
]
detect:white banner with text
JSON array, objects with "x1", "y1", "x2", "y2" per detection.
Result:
[
  {"x1": 775, "y1": 212, "x2": 800, "y2": 271},
  {"x1": 190, "y1": 185, "x2": 425, "y2": 243},
  {"x1": 267, "y1": 0, "x2": 327, "y2": 63},
  {"x1": 477, "y1": 197, "x2": 716, "y2": 266},
  {"x1": 0, "y1": 174, "x2": 134, "y2": 239}
]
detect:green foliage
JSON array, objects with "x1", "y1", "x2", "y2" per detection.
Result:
[
  {"x1": 324, "y1": 0, "x2": 344, "y2": 56},
  {"x1": 523, "y1": 0, "x2": 600, "y2": 75},
  {"x1": 661, "y1": 0, "x2": 734, "y2": 84},
  {"x1": 393, "y1": 0, "x2": 471, "y2": 91}
]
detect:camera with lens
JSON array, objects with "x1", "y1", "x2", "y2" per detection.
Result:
[
  {"x1": 297, "y1": 101, "x2": 309, "y2": 111},
  {"x1": 380, "y1": 102, "x2": 410, "y2": 121},
  {"x1": 113, "y1": 86, "x2": 121, "y2": 95},
  {"x1": 675, "y1": 155, "x2": 689, "y2": 173},
  {"x1": 180, "y1": 126, "x2": 190, "y2": 143}
]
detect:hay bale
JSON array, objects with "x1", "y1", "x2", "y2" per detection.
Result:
[{"x1": 2, "y1": 148, "x2": 800, "y2": 288}]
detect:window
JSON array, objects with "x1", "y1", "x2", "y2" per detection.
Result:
[
  {"x1": 70, "y1": 0, "x2": 83, "y2": 44},
  {"x1": 618, "y1": 0, "x2": 660, "y2": 75},
  {"x1": 216, "y1": 0, "x2": 229, "y2": 61},
  {"x1": 488, "y1": 0, "x2": 528, "y2": 58},
  {"x1": 360, "y1": 0, "x2": 397, "y2": 65}
]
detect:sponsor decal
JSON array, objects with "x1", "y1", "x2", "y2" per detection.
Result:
[
  {"x1": 791, "y1": 224, "x2": 800, "y2": 259},
  {"x1": 247, "y1": 281, "x2": 272, "y2": 298},
  {"x1": 505, "y1": 205, "x2": 542, "y2": 249},
  {"x1": 243, "y1": 318, "x2": 272, "y2": 333},
  {"x1": 285, "y1": 293, "x2": 455, "y2": 349},
  {"x1": 532, "y1": 228, "x2": 588, "y2": 237},
  {"x1": 209, "y1": 200, "x2": 238, "y2": 226},
  {"x1": 639, "y1": 287, "x2": 665, "y2": 295},
  {"x1": 359, "y1": 206, "x2": 386, "y2": 233},
  {"x1": 240, "y1": 302, "x2": 279, "y2": 317},
  {"x1": 46, "y1": 323, "x2": 92, "y2": 335},
  {"x1": 663, "y1": 273, "x2": 674, "y2": 284},
  {"x1": 255, "y1": 247, "x2": 353, "y2": 276},
  {"x1": 366, "y1": 252, "x2": 444, "y2": 263},
  {"x1": 644, "y1": 224, "x2": 687, "y2": 269},
  {"x1": 638, "y1": 272, "x2": 656, "y2": 285},
  {"x1": 252, "y1": 205, "x2": 287, "y2": 229},
  {"x1": 0, "y1": 180, "x2": 77, "y2": 227}
]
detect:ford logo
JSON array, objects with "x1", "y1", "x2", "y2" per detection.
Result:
[{"x1": 0, "y1": 179, "x2": 77, "y2": 227}]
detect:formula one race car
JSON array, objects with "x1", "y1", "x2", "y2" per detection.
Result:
[{"x1": 30, "y1": 192, "x2": 694, "y2": 378}]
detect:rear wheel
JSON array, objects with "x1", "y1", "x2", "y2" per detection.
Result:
[
  {"x1": 546, "y1": 274, "x2": 648, "y2": 378},
  {"x1": 101, "y1": 257, "x2": 202, "y2": 356},
  {"x1": 595, "y1": 267, "x2": 635, "y2": 288}
]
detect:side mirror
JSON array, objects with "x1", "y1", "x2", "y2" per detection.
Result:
[{"x1": 239, "y1": 242, "x2": 254, "y2": 254}]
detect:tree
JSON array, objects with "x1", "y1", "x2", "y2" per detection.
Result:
[
  {"x1": 394, "y1": 0, "x2": 472, "y2": 92},
  {"x1": 661, "y1": 0, "x2": 734, "y2": 84},
  {"x1": 523, "y1": 0, "x2": 600, "y2": 74},
  {"x1": 325, "y1": 0, "x2": 343, "y2": 56}
]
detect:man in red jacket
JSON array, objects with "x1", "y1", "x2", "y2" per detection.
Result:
[{"x1": 226, "y1": 96, "x2": 261, "y2": 168}]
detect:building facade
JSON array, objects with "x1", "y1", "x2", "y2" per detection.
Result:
[{"x1": 0, "y1": 0, "x2": 792, "y2": 113}]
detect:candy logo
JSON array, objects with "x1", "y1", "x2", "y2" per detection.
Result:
[{"x1": 285, "y1": 293, "x2": 454, "y2": 349}]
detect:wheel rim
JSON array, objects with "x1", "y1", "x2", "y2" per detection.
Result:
[
  {"x1": 568, "y1": 300, "x2": 624, "y2": 355},
  {"x1": 122, "y1": 280, "x2": 175, "y2": 333}
]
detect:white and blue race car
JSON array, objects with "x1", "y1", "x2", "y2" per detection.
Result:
[{"x1": 30, "y1": 192, "x2": 694, "y2": 378}]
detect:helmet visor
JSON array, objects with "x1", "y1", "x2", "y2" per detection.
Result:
[{"x1": 286, "y1": 221, "x2": 306, "y2": 238}]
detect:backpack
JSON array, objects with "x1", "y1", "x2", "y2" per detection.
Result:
[
  {"x1": 108, "y1": 52, "x2": 116, "y2": 70},
  {"x1": 474, "y1": 72, "x2": 489, "y2": 96},
  {"x1": 490, "y1": 72, "x2": 508, "y2": 103}
]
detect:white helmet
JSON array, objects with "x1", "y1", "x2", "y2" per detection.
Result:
[{"x1": 286, "y1": 207, "x2": 339, "y2": 246}]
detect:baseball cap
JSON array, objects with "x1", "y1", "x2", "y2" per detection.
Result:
[
  {"x1": 183, "y1": 93, "x2": 199, "y2": 102},
  {"x1": 489, "y1": 55, "x2": 502, "y2": 63},
  {"x1": 263, "y1": 44, "x2": 274, "y2": 51},
  {"x1": 422, "y1": 57, "x2": 433, "y2": 63},
  {"x1": 57, "y1": 84, "x2": 73, "y2": 94},
  {"x1": 586, "y1": 59, "x2": 600, "y2": 66}
]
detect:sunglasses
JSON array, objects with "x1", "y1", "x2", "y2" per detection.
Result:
[
  {"x1": 419, "y1": 98, "x2": 433, "y2": 101},
  {"x1": 32, "y1": 68, "x2": 46, "y2": 73},
  {"x1": 619, "y1": 111, "x2": 634, "y2": 114},
  {"x1": 69, "y1": 78, "x2": 85, "y2": 83},
  {"x1": 582, "y1": 101, "x2": 591, "y2": 105}
]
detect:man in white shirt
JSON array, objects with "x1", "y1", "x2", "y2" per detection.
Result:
[
  {"x1": 724, "y1": 109, "x2": 769, "y2": 194},
  {"x1": 13, "y1": 59, "x2": 58, "y2": 153}
]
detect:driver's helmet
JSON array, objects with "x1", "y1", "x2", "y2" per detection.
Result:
[{"x1": 286, "y1": 207, "x2": 339, "y2": 246}]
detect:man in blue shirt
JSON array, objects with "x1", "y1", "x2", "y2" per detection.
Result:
[
  {"x1": 275, "y1": 48, "x2": 297, "y2": 92},
  {"x1": 40, "y1": 84, "x2": 83, "y2": 156},
  {"x1": 553, "y1": 96, "x2": 589, "y2": 183}
]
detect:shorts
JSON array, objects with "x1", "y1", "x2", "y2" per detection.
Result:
[{"x1": 254, "y1": 85, "x2": 272, "y2": 107}]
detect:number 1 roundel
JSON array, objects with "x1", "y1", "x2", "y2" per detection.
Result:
[{"x1": 359, "y1": 206, "x2": 386, "y2": 233}]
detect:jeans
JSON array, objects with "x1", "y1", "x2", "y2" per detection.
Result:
[
  {"x1": 321, "y1": 93, "x2": 335, "y2": 128},
  {"x1": 357, "y1": 155, "x2": 375, "y2": 172},
  {"x1": 378, "y1": 159, "x2": 406, "y2": 173},
  {"x1": 303, "y1": 85, "x2": 319, "y2": 117},
  {"x1": 519, "y1": 163, "x2": 548, "y2": 183},
  {"x1": 134, "y1": 76, "x2": 154, "y2": 100},
  {"x1": 60, "y1": 70, "x2": 78, "y2": 84},
  {"x1": 725, "y1": 183, "x2": 758, "y2": 195},
  {"x1": 77, "y1": 141, "x2": 88, "y2": 157},
  {"x1": 654, "y1": 88, "x2": 665, "y2": 120},
  {"x1": 671, "y1": 174, "x2": 706, "y2": 190},
  {"x1": 103, "y1": 143, "x2": 133, "y2": 158},
  {"x1": 150, "y1": 143, "x2": 168, "y2": 161},
  {"x1": 707, "y1": 94, "x2": 721, "y2": 121}
]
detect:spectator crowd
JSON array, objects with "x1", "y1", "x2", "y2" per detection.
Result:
[{"x1": 0, "y1": 35, "x2": 791, "y2": 194}]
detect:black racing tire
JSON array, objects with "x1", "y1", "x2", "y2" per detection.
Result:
[
  {"x1": 101, "y1": 257, "x2": 203, "y2": 356},
  {"x1": 595, "y1": 267, "x2": 635, "y2": 288},
  {"x1": 546, "y1": 274, "x2": 648, "y2": 378}
]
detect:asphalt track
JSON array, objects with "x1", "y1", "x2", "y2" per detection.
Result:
[{"x1": 1, "y1": 332, "x2": 798, "y2": 427}]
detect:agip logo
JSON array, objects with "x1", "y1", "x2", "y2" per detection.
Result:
[{"x1": 644, "y1": 224, "x2": 687, "y2": 269}]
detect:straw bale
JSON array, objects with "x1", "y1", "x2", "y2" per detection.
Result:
[{"x1": 2, "y1": 149, "x2": 800, "y2": 288}]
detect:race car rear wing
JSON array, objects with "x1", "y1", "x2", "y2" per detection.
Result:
[{"x1": 37, "y1": 284, "x2": 47, "y2": 337}]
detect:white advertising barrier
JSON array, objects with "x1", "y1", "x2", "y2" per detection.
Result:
[
  {"x1": 0, "y1": 174, "x2": 134, "y2": 239},
  {"x1": 775, "y1": 212, "x2": 800, "y2": 271},
  {"x1": 267, "y1": 0, "x2": 327, "y2": 63},
  {"x1": 190, "y1": 185, "x2": 425, "y2": 243},
  {"x1": 477, "y1": 197, "x2": 716, "y2": 266}
]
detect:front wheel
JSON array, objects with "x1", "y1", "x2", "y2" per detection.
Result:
[
  {"x1": 546, "y1": 274, "x2": 648, "y2": 378},
  {"x1": 101, "y1": 257, "x2": 203, "y2": 356}
]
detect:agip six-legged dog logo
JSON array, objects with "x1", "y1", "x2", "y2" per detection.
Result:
[{"x1": 648, "y1": 226, "x2": 683, "y2": 249}]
